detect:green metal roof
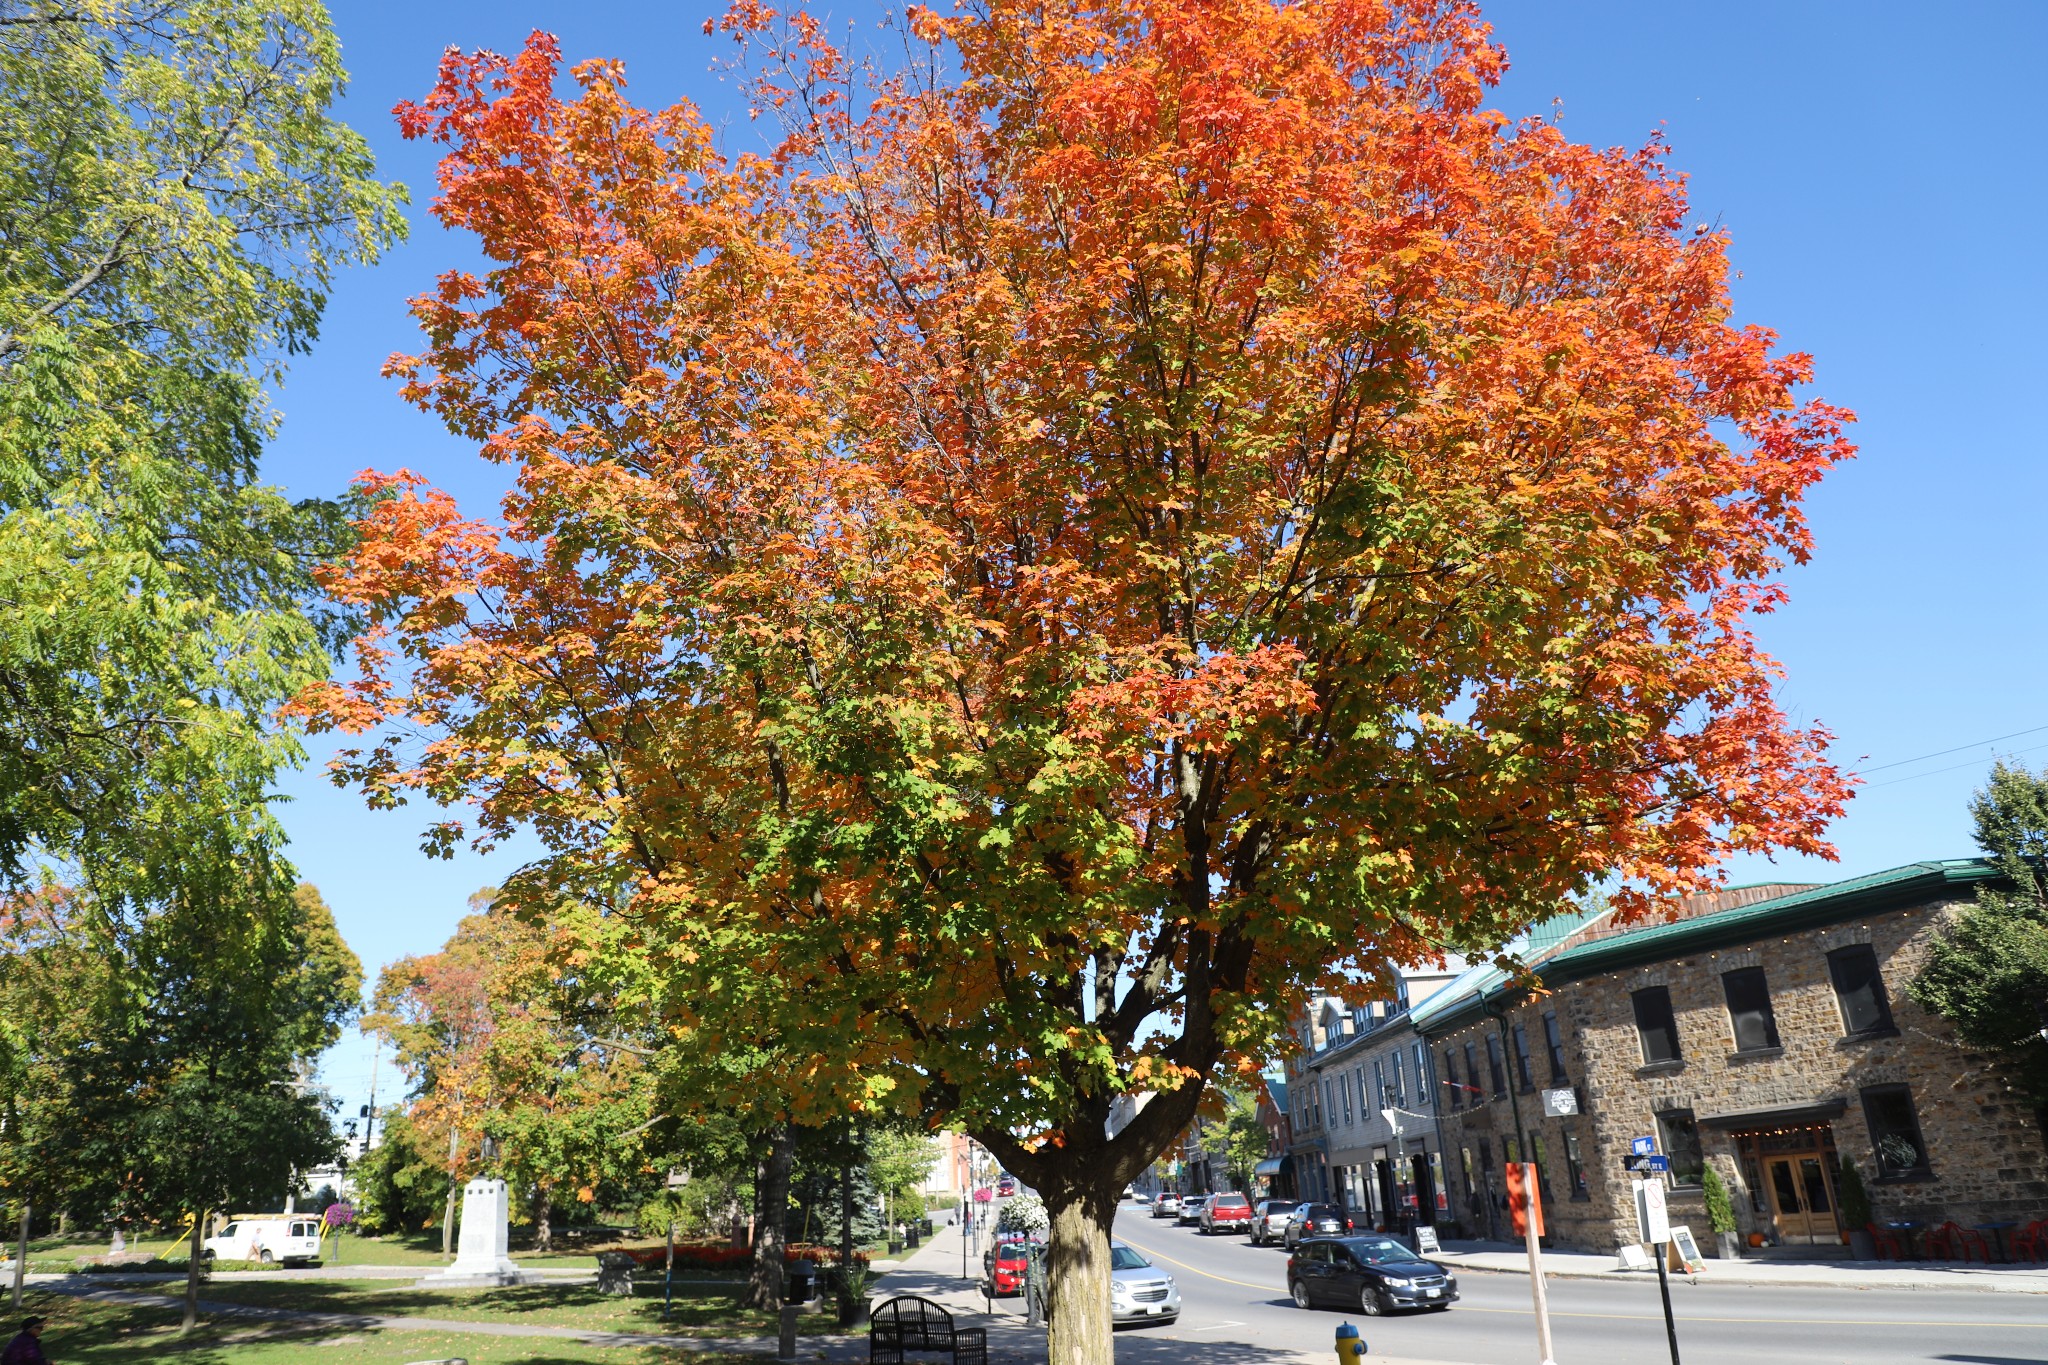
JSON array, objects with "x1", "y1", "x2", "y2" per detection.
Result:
[{"x1": 1412, "y1": 859, "x2": 1998, "y2": 1038}]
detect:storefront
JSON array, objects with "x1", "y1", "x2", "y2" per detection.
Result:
[{"x1": 1706, "y1": 1101, "x2": 1850, "y2": 1247}]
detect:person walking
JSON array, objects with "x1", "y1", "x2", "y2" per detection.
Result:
[{"x1": 2, "y1": 1315, "x2": 48, "y2": 1365}]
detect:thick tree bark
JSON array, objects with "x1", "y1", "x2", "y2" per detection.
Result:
[
  {"x1": 743, "y1": 1122, "x2": 794, "y2": 1309},
  {"x1": 181, "y1": 1213, "x2": 202, "y2": 1334},
  {"x1": 1040, "y1": 1177, "x2": 1119, "y2": 1365},
  {"x1": 533, "y1": 1187, "x2": 553, "y2": 1254}
]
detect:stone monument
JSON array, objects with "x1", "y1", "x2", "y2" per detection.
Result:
[{"x1": 418, "y1": 1178, "x2": 526, "y2": 1288}]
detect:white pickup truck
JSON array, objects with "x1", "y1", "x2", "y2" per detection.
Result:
[{"x1": 202, "y1": 1215, "x2": 323, "y2": 1266}]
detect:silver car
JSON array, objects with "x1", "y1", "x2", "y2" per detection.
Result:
[
  {"x1": 1109, "y1": 1240, "x2": 1180, "y2": 1325},
  {"x1": 1176, "y1": 1195, "x2": 1209, "y2": 1226}
]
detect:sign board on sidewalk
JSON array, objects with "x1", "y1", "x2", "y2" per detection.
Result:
[
  {"x1": 1669, "y1": 1226, "x2": 1704, "y2": 1272},
  {"x1": 1414, "y1": 1226, "x2": 1441, "y2": 1255},
  {"x1": 1541, "y1": 1087, "x2": 1579, "y2": 1117},
  {"x1": 1631, "y1": 1136, "x2": 1657, "y2": 1157},
  {"x1": 1633, "y1": 1177, "x2": 1670, "y2": 1245},
  {"x1": 1614, "y1": 1243, "x2": 1653, "y2": 1272}
]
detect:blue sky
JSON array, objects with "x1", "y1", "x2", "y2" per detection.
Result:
[{"x1": 287, "y1": 1, "x2": 2048, "y2": 1116}]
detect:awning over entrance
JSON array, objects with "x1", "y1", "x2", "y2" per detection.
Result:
[
  {"x1": 1697, "y1": 1098, "x2": 1847, "y2": 1130},
  {"x1": 1253, "y1": 1158, "x2": 1285, "y2": 1177}
]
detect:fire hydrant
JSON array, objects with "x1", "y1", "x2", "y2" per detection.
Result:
[{"x1": 1335, "y1": 1320, "x2": 1367, "y2": 1362}]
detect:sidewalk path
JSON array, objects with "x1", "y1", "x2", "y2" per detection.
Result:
[{"x1": 1429, "y1": 1237, "x2": 2048, "y2": 1294}]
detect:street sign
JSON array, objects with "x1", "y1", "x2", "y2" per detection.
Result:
[
  {"x1": 1644, "y1": 1154, "x2": 1671, "y2": 1174},
  {"x1": 1540, "y1": 1087, "x2": 1579, "y2": 1117},
  {"x1": 1622, "y1": 1153, "x2": 1650, "y2": 1172},
  {"x1": 1631, "y1": 1136, "x2": 1657, "y2": 1157},
  {"x1": 1634, "y1": 1177, "x2": 1670, "y2": 1245}
]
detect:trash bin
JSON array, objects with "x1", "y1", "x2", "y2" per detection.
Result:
[{"x1": 785, "y1": 1264, "x2": 816, "y2": 1303}]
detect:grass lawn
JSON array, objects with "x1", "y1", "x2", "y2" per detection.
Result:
[
  {"x1": 20, "y1": 1290, "x2": 764, "y2": 1363},
  {"x1": 64, "y1": 1277, "x2": 842, "y2": 1340}
]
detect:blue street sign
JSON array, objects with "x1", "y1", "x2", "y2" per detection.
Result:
[
  {"x1": 1631, "y1": 1136, "x2": 1656, "y2": 1156},
  {"x1": 1644, "y1": 1154, "x2": 1671, "y2": 1173}
]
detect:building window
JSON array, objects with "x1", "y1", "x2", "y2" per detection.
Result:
[
  {"x1": 1530, "y1": 1133, "x2": 1552, "y2": 1202},
  {"x1": 1657, "y1": 1108, "x2": 1705, "y2": 1188},
  {"x1": 1444, "y1": 1050, "x2": 1462, "y2": 1111},
  {"x1": 1828, "y1": 945, "x2": 1897, "y2": 1037},
  {"x1": 1632, "y1": 986, "x2": 1682, "y2": 1064},
  {"x1": 1414, "y1": 1042, "x2": 1432, "y2": 1094},
  {"x1": 1342, "y1": 1070, "x2": 1353, "y2": 1125},
  {"x1": 1485, "y1": 1035, "x2": 1507, "y2": 1097},
  {"x1": 1722, "y1": 966, "x2": 1781, "y2": 1052},
  {"x1": 1512, "y1": 1022, "x2": 1536, "y2": 1091},
  {"x1": 1391, "y1": 1051, "x2": 1407, "y2": 1107},
  {"x1": 1861, "y1": 1085, "x2": 1932, "y2": 1179},
  {"x1": 1563, "y1": 1132, "x2": 1589, "y2": 1199},
  {"x1": 1373, "y1": 1059, "x2": 1387, "y2": 1109},
  {"x1": 1464, "y1": 1042, "x2": 1482, "y2": 1101},
  {"x1": 1543, "y1": 1011, "x2": 1568, "y2": 1082}
]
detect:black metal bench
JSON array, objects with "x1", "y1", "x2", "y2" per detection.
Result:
[{"x1": 869, "y1": 1294, "x2": 988, "y2": 1364}]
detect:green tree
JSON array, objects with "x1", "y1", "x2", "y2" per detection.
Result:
[
  {"x1": 350, "y1": 1110, "x2": 448, "y2": 1235},
  {"x1": 1218, "y1": 1091, "x2": 1270, "y2": 1194},
  {"x1": 1912, "y1": 762, "x2": 2048, "y2": 1113},
  {"x1": 50, "y1": 855, "x2": 362, "y2": 1331},
  {"x1": 0, "y1": 0, "x2": 403, "y2": 894}
]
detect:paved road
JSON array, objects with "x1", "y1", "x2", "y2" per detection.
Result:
[{"x1": 1106, "y1": 1204, "x2": 2048, "y2": 1365}]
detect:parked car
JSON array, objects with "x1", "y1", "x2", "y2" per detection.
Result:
[
  {"x1": 202, "y1": 1215, "x2": 322, "y2": 1267},
  {"x1": 996, "y1": 1175, "x2": 1018, "y2": 1198},
  {"x1": 1109, "y1": 1240, "x2": 1180, "y2": 1325},
  {"x1": 1281, "y1": 1202, "x2": 1353, "y2": 1249},
  {"x1": 1150, "y1": 1193, "x2": 1183, "y2": 1219},
  {"x1": 1250, "y1": 1198, "x2": 1300, "y2": 1246},
  {"x1": 984, "y1": 1233, "x2": 1035, "y2": 1294},
  {"x1": 1287, "y1": 1235, "x2": 1458, "y2": 1316},
  {"x1": 1200, "y1": 1192, "x2": 1253, "y2": 1234},
  {"x1": 1175, "y1": 1195, "x2": 1209, "y2": 1226}
]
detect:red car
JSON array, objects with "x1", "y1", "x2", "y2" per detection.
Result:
[
  {"x1": 1200, "y1": 1192, "x2": 1254, "y2": 1234},
  {"x1": 984, "y1": 1234, "x2": 1035, "y2": 1294}
]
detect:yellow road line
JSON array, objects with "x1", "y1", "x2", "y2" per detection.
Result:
[{"x1": 1113, "y1": 1228, "x2": 2046, "y2": 1330}]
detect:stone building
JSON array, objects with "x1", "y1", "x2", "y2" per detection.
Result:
[
  {"x1": 1417, "y1": 861, "x2": 2048, "y2": 1254},
  {"x1": 1282, "y1": 963, "x2": 1463, "y2": 1224}
]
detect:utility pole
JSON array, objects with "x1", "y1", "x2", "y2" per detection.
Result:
[{"x1": 362, "y1": 1034, "x2": 382, "y2": 1154}]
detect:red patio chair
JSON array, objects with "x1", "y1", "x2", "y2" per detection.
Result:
[
  {"x1": 1926, "y1": 1222, "x2": 1991, "y2": 1263},
  {"x1": 2013, "y1": 1220, "x2": 2048, "y2": 1264},
  {"x1": 1866, "y1": 1223, "x2": 1907, "y2": 1261}
]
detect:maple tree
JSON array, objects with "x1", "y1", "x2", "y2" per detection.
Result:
[
  {"x1": 369, "y1": 891, "x2": 655, "y2": 1253},
  {"x1": 299, "y1": 3, "x2": 1854, "y2": 1358}
]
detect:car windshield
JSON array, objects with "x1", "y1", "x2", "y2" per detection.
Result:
[
  {"x1": 1110, "y1": 1247, "x2": 1151, "y2": 1270},
  {"x1": 1264, "y1": 1201, "x2": 1297, "y2": 1213},
  {"x1": 1348, "y1": 1236, "x2": 1427, "y2": 1266}
]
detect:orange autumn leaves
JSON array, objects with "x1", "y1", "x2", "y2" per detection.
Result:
[{"x1": 294, "y1": 0, "x2": 1851, "y2": 1147}]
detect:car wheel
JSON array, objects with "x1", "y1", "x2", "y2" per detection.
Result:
[
  {"x1": 1291, "y1": 1280, "x2": 1312, "y2": 1310},
  {"x1": 259, "y1": 1250, "x2": 274, "y2": 1265},
  {"x1": 1357, "y1": 1284, "x2": 1383, "y2": 1316},
  {"x1": 200, "y1": 1250, "x2": 215, "y2": 1264}
]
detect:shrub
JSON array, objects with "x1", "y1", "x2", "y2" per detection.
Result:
[
  {"x1": 1837, "y1": 1157, "x2": 1872, "y2": 1229},
  {"x1": 1701, "y1": 1166, "x2": 1737, "y2": 1235}
]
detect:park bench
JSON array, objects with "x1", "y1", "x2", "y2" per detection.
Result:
[{"x1": 869, "y1": 1294, "x2": 988, "y2": 1365}]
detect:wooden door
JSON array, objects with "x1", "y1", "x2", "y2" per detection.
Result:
[{"x1": 1764, "y1": 1155, "x2": 1842, "y2": 1243}]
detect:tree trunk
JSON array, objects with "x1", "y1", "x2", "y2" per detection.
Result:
[
  {"x1": 1041, "y1": 1178, "x2": 1118, "y2": 1365},
  {"x1": 10, "y1": 1202, "x2": 28, "y2": 1311},
  {"x1": 743, "y1": 1122, "x2": 794, "y2": 1309},
  {"x1": 442, "y1": 1124, "x2": 460, "y2": 1258},
  {"x1": 181, "y1": 1212, "x2": 203, "y2": 1335},
  {"x1": 533, "y1": 1186, "x2": 553, "y2": 1254}
]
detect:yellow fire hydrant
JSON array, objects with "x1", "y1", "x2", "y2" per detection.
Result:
[{"x1": 1335, "y1": 1320, "x2": 1367, "y2": 1362}]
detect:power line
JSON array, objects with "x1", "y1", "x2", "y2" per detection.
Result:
[
  {"x1": 1853, "y1": 723, "x2": 2048, "y2": 776},
  {"x1": 1864, "y1": 740, "x2": 2048, "y2": 790}
]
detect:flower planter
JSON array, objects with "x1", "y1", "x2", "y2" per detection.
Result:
[{"x1": 1847, "y1": 1228, "x2": 1876, "y2": 1261}]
